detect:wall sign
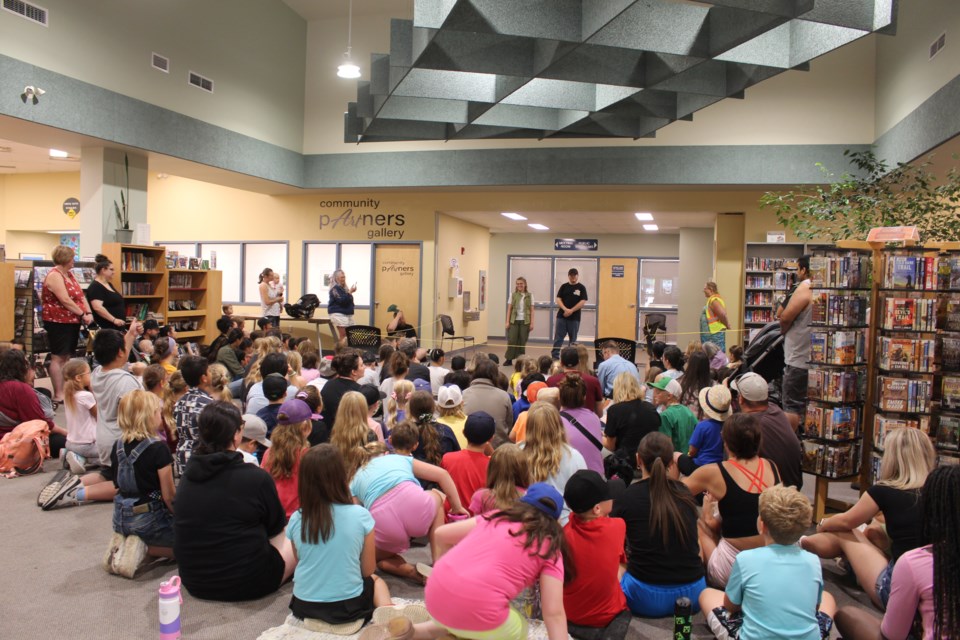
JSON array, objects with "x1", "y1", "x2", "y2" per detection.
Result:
[
  {"x1": 62, "y1": 197, "x2": 80, "y2": 219},
  {"x1": 611, "y1": 264, "x2": 624, "y2": 278},
  {"x1": 318, "y1": 198, "x2": 407, "y2": 239},
  {"x1": 554, "y1": 238, "x2": 598, "y2": 251},
  {"x1": 766, "y1": 231, "x2": 786, "y2": 243}
]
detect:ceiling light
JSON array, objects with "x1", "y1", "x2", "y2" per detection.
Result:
[
  {"x1": 528, "y1": 223, "x2": 549, "y2": 231},
  {"x1": 635, "y1": 212, "x2": 654, "y2": 221},
  {"x1": 336, "y1": 0, "x2": 361, "y2": 79},
  {"x1": 49, "y1": 149, "x2": 69, "y2": 158},
  {"x1": 501, "y1": 212, "x2": 527, "y2": 221},
  {"x1": 45, "y1": 230, "x2": 80, "y2": 234},
  {"x1": 643, "y1": 224, "x2": 659, "y2": 231}
]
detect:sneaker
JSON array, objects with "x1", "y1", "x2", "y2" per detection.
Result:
[
  {"x1": 65, "y1": 451, "x2": 87, "y2": 475},
  {"x1": 113, "y1": 535, "x2": 148, "y2": 579},
  {"x1": 302, "y1": 618, "x2": 364, "y2": 635},
  {"x1": 103, "y1": 532, "x2": 126, "y2": 574},
  {"x1": 372, "y1": 604, "x2": 430, "y2": 626},
  {"x1": 504, "y1": 359, "x2": 513, "y2": 367},
  {"x1": 37, "y1": 468, "x2": 71, "y2": 506},
  {"x1": 39, "y1": 472, "x2": 79, "y2": 510},
  {"x1": 358, "y1": 617, "x2": 413, "y2": 640},
  {"x1": 415, "y1": 562, "x2": 433, "y2": 579}
]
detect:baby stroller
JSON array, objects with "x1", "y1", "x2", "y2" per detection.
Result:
[
  {"x1": 284, "y1": 294, "x2": 320, "y2": 319},
  {"x1": 741, "y1": 321, "x2": 784, "y2": 383}
]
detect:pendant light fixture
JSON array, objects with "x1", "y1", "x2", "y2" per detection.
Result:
[{"x1": 337, "y1": 0, "x2": 361, "y2": 79}]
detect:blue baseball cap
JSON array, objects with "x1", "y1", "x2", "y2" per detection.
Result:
[{"x1": 519, "y1": 483, "x2": 564, "y2": 520}]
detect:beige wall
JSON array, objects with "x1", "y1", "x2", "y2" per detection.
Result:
[
  {"x1": 0, "y1": 174, "x2": 80, "y2": 256},
  {"x1": 5, "y1": 231, "x2": 61, "y2": 259},
  {"x1": 678, "y1": 228, "x2": 716, "y2": 343},
  {"x1": 715, "y1": 213, "x2": 746, "y2": 347},
  {"x1": 436, "y1": 214, "x2": 491, "y2": 342}
]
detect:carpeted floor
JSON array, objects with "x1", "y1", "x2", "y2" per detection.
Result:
[{"x1": 0, "y1": 346, "x2": 882, "y2": 639}]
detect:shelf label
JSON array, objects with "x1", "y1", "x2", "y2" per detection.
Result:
[
  {"x1": 766, "y1": 231, "x2": 786, "y2": 243},
  {"x1": 867, "y1": 226, "x2": 919, "y2": 242}
]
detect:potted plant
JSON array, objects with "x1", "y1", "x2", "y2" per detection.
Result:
[{"x1": 114, "y1": 153, "x2": 133, "y2": 243}]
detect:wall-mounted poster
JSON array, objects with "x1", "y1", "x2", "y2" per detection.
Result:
[{"x1": 478, "y1": 270, "x2": 487, "y2": 310}]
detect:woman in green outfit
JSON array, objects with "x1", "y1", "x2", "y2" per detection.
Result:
[{"x1": 504, "y1": 277, "x2": 534, "y2": 366}]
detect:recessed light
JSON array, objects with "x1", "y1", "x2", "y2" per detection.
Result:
[
  {"x1": 528, "y1": 223, "x2": 549, "y2": 231},
  {"x1": 46, "y1": 230, "x2": 80, "y2": 234},
  {"x1": 635, "y1": 212, "x2": 654, "y2": 221},
  {"x1": 49, "y1": 149, "x2": 69, "y2": 158},
  {"x1": 501, "y1": 212, "x2": 527, "y2": 221},
  {"x1": 643, "y1": 224, "x2": 659, "y2": 231}
]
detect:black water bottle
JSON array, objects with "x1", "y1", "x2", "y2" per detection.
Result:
[{"x1": 673, "y1": 596, "x2": 692, "y2": 640}]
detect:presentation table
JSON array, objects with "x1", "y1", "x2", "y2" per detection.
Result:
[{"x1": 236, "y1": 315, "x2": 335, "y2": 353}]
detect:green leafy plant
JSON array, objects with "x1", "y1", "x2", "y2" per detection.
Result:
[
  {"x1": 759, "y1": 149, "x2": 960, "y2": 242},
  {"x1": 114, "y1": 153, "x2": 130, "y2": 230}
]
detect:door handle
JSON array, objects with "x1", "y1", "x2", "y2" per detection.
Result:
[
  {"x1": 374, "y1": 302, "x2": 380, "y2": 307},
  {"x1": 628, "y1": 304, "x2": 636, "y2": 308}
]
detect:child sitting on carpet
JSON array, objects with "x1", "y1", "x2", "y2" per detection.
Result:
[
  {"x1": 261, "y1": 398, "x2": 313, "y2": 518},
  {"x1": 469, "y1": 442, "x2": 529, "y2": 516},
  {"x1": 62, "y1": 358, "x2": 98, "y2": 472},
  {"x1": 286, "y1": 444, "x2": 396, "y2": 634},
  {"x1": 350, "y1": 428, "x2": 468, "y2": 584},
  {"x1": 359, "y1": 483, "x2": 570, "y2": 640},
  {"x1": 699, "y1": 485, "x2": 837, "y2": 640}
]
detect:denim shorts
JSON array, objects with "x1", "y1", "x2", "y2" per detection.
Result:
[
  {"x1": 620, "y1": 572, "x2": 706, "y2": 618},
  {"x1": 113, "y1": 501, "x2": 175, "y2": 547},
  {"x1": 875, "y1": 559, "x2": 894, "y2": 609}
]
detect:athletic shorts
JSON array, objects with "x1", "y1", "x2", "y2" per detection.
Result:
[
  {"x1": 782, "y1": 365, "x2": 809, "y2": 416},
  {"x1": 369, "y1": 481, "x2": 437, "y2": 554},
  {"x1": 706, "y1": 538, "x2": 741, "y2": 588}
]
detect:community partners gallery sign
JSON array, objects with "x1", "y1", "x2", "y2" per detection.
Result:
[{"x1": 318, "y1": 198, "x2": 406, "y2": 239}]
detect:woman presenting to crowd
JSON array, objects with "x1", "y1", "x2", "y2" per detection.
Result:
[
  {"x1": 86, "y1": 254, "x2": 126, "y2": 330},
  {"x1": 504, "y1": 276, "x2": 533, "y2": 366},
  {"x1": 328, "y1": 269, "x2": 356, "y2": 348},
  {"x1": 258, "y1": 268, "x2": 283, "y2": 328},
  {"x1": 42, "y1": 245, "x2": 94, "y2": 403}
]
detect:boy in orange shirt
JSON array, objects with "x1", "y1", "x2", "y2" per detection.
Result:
[{"x1": 563, "y1": 470, "x2": 632, "y2": 640}]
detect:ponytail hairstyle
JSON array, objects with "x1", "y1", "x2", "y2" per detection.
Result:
[
  {"x1": 637, "y1": 431, "x2": 698, "y2": 547},
  {"x1": 409, "y1": 390, "x2": 441, "y2": 465},
  {"x1": 388, "y1": 351, "x2": 409, "y2": 378},
  {"x1": 428, "y1": 348, "x2": 445, "y2": 364},
  {"x1": 62, "y1": 358, "x2": 91, "y2": 412},
  {"x1": 264, "y1": 421, "x2": 307, "y2": 480},
  {"x1": 482, "y1": 443, "x2": 530, "y2": 512},
  {"x1": 206, "y1": 363, "x2": 232, "y2": 401},
  {"x1": 258, "y1": 267, "x2": 274, "y2": 284},
  {"x1": 298, "y1": 386, "x2": 322, "y2": 416},
  {"x1": 162, "y1": 371, "x2": 188, "y2": 432},
  {"x1": 487, "y1": 498, "x2": 575, "y2": 585},
  {"x1": 298, "y1": 444, "x2": 353, "y2": 544},
  {"x1": 154, "y1": 337, "x2": 174, "y2": 362},
  {"x1": 387, "y1": 379, "x2": 414, "y2": 431},
  {"x1": 921, "y1": 465, "x2": 960, "y2": 639}
]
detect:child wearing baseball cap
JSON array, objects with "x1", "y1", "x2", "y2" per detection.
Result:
[
  {"x1": 260, "y1": 397, "x2": 313, "y2": 517},
  {"x1": 441, "y1": 411, "x2": 495, "y2": 514},
  {"x1": 562, "y1": 470, "x2": 630, "y2": 639}
]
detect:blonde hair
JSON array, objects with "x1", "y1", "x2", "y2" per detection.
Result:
[
  {"x1": 536, "y1": 386, "x2": 560, "y2": 408},
  {"x1": 51, "y1": 244, "x2": 75, "y2": 265},
  {"x1": 685, "y1": 340, "x2": 702, "y2": 359},
  {"x1": 331, "y1": 391, "x2": 371, "y2": 478},
  {"x1": 575, "y1": 344, "x2": 591, "y2": 376},
  {"x1": 264, "y1": 422, "x2": 306, "y2": 480},
  {"x1": 524, "y1": 402, "x2": 568, "y2": 482},
  {"x1": 759, "y1": 485, "x2": 813, "y2": 545},
  {"x1": 879, "y1": 427, "x2": 936, "y2": 490},
  {"x1": 386, "y1": 379, "x2": 414, "y2": 431},
  {"x1": 485, "y1": 444, "x2": 530, "y2": 511},
  {"x1": 118, "y1": 390, "x2": 162, "y2": 442},
  {"x1": 286, "y1": 350, "x2": 302, "y2": 376},
  {"x1": 62, "y1": 358, "x2": 90, "y2": 412},
  {"x1": 612, "y1": 371, "x2": 643, "y2": 403},
  {"x1": 438, "y1": 403, "x2": 466, "y2": 420},
  {"x1": 244, "y1": 336, "x2": 284, "y2": 386},
  {"x1": 206, "y1": 364, "x2": 233, "y2": 401},
  {"x1": 162, "y1": 371, "x2": 188, "y2": 430}
]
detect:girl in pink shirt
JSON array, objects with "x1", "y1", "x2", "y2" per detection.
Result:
[
  {"x1": 834, "y1": 465, "x2": 960, "y2": 640},
  {"x1": 359, "y1": 483, "x2": 570, "y2": 640},
  {"x1": 468, "y1": 443, "x2": 529, "y2": 516}
]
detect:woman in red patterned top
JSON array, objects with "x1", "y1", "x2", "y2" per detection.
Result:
[{"x1": 42, "y1": 245, "x2": 94, "y2": 403}]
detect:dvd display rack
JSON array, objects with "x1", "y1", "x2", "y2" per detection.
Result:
[
  {"x1": 743, "y1": 242, "x2": 805, "y2": 344},
  {"x1": 803, "y1": 248, "x2": 872, "y2": 520},
  {"x1": 934, "y1": 249, "x2": 960, "y2": 467}
]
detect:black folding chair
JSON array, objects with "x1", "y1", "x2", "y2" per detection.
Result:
[{"x1": 438, "y1": 314, "x2": 475, "y2": 353}]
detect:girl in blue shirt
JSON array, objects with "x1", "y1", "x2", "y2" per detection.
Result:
[{"x1": 287, "y1": 444, "x2": 394, "y2": 630}]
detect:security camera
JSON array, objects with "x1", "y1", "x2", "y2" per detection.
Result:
[{"x1": 20, "y1": 86, "x2": 45, "y2": 105}]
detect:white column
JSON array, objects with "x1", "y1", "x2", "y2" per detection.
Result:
[{"x1": 79, "y1": 148, "x2": 148, "y2": 258}]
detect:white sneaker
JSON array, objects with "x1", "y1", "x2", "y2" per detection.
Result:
[
  {"x1": 37, "y1": 469, "x2": 71, "y2": 506},
  {"x1": 65, "y1": 451, "x2": 87, "y2": 475},
  {"x1": 103, "y1": 532, "x2": 125, "y2": 574},
  {"x1": 40, "y1": 474, "x2": 82, "y2": 511},
  {"x1": 113, "y1": 535, "x2": 148, "y2": 579}
]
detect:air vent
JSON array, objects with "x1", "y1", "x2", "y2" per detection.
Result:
[
  {"x1": 0, "y1": 146, "x2": 12, "y2": 153},
  {"x1": 188, "y1": 71, "x2": 214, "y2": 93},
  {"x1": 2, "y1": 0, "x2": 48, "y2": 26},
  {"x1": 151, "y1": 52, "x2": 170, "y2": 73},
  {"x1": 0, "y1": 165, "x2": 16, "y2": 170},
  {"x1": 930, "y1": 32, "x2": 946, "y2": 59}
]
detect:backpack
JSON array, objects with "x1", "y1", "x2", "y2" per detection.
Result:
[{"x1": 0, "y1": 420, "x2": 51, "y2": 477}]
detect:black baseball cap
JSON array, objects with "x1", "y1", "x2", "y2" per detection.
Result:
[
  {"x1": 463, "y1": 411, "x2": 496, "y2": 445},
  {"x1": 262, "y1": 373, "x2": 288, "y2": 401},
  {"x1": 359, "y1": 384, "x2": 386, "y2": 407},
  {"x1": 563, "y1": 469, "x2": 611, "y2": 513}
]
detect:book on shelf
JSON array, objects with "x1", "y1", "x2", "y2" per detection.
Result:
[
  {"x1": 877, "y1": 337, "x2": 935, "y2": 372},
  {"x1": 802, "y1": 440, "x2": 861, "y2": 478},
  {"x1": 883, "y1": 254, "x2": 960, "y2": 290},
  {"x1": 121, "y1": 252, "x2": 158, "y2": 272},
  {"x1": 873, "y1": 415, "x2": 931, "y2": 450},
  {"x1": 937, "y1": 415, "x2": 960, "y2": 450},
  {"x1": 810, "y1": 330, "x2": 866, "y2": 365},
  {"x1": 804, "y1": 403, "x2": 859, "y2": 440},
  {"x1": 746, "y1": 257, "x2": 798, "y2": 271},
  {"x1": 121, "y1": 281, "x2": 156, "y2": 296},
  {"x1": 941, "y1": 376, "x2": 960, "y2": 411},
  {"x1": 941, "y1": 337, "x2": 960, "y2": 373},
  {"x1": 807, "y1": 369, "x2": 863, "y2": 403},
  {"x1": 876, "y1": 376, "x2": 933, "y2": 413},
  {"x1": 940, "y1": 299, "x2": 960, "y2": 332},
  {"x1": 14, "y1": 269, "x2": 31, "y2": 288},
  {"x1": 809, "y1": 255, "x2": 871, "y2": 289},
  {"x1": 881, "y1": 298, "x2": 937, "y2": 332},
  {"x1": 14, "y1": 297, "x2": 28, "y2": 316}
]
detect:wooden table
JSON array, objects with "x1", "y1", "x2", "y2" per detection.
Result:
[{"x1": 236, "y1": 315, "x2": 335, "y2": 354}]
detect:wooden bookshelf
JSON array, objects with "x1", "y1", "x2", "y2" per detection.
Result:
[
  {"x1": 0, "y1": 263, "x2": 16, "y2": 341},
  {"x1": 101, "y1": 243, "x2": 168, "y2": 326},
  {"x1": 167, "y1": 268, "x2": 222, "y2": 344}
]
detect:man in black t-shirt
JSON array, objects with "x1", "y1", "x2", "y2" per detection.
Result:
[{"x1": 551, "y1": 268, "x2": 589, "y2": 359}]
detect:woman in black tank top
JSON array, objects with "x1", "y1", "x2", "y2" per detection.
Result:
[{"x1": 682, "y1": 413, "x2": 781, "y2": 587}]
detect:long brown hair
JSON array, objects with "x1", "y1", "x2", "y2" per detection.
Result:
[
  {"x1": 298, "y1": 444, "x2": 353, "y2": 544},
  {"x1": 330, "y1": 391, "x2": 371, "y2": 478},
  {"x1": 637, "y1": 432, "x2": 698, "y2": 547},
  {"x1": 484, "y1": 444, "x2": 529, "y2": 511},
  {"x1": 487, "y1": 499, "x2": 575, "y2": 584},
  {"x1": 264, "y1": 422, "x2": 306, "y2": 480},
  {"x1": 410, "y1": 390, "x2": 441, "y2": 466}
]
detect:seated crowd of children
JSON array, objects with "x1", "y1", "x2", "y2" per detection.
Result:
[{"x1": 19, "y1": 325, "x2": 959, "y2": 640}]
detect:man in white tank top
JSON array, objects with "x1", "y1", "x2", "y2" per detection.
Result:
[{"x1": 778, "y1": 255, "x2": 813, "y2": 432}]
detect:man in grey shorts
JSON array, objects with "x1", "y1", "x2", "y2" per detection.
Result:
[{"x1": 778, "y1": 255, "x2": 812, "y2": 432}]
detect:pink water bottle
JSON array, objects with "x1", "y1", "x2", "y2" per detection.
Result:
[{"x1": 158, "y1": 575, "x2": 182, "y2": 640}]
